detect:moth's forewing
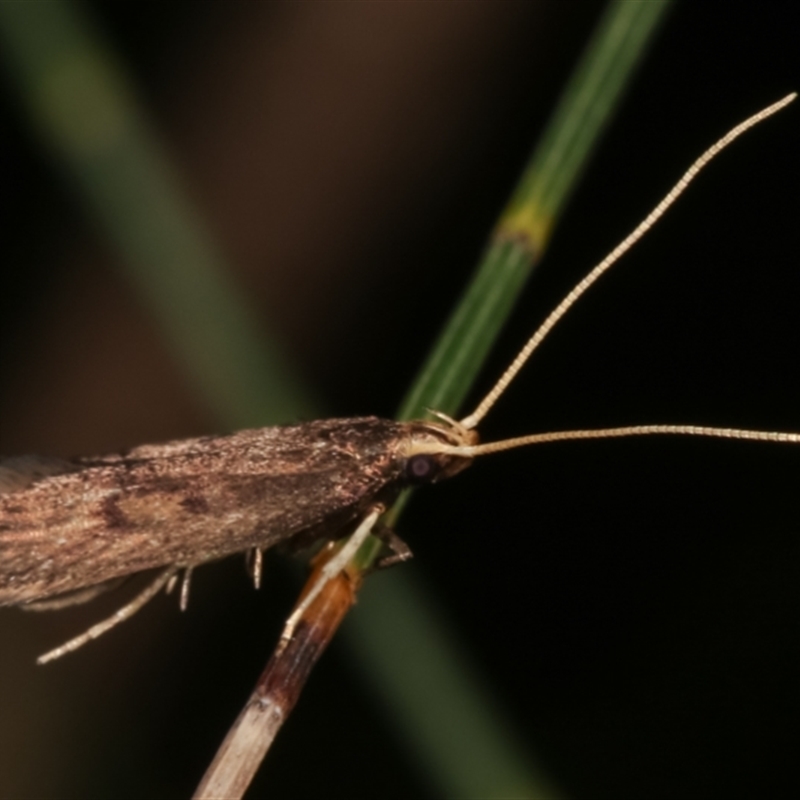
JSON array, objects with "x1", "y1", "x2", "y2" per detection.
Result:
[{"x1": 0, "y1": 417, "x2": 417, "y2": 606}]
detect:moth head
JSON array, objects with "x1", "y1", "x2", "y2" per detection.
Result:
[{"x1": 401, "y1": 413, "x2": 478, "y2": 485}]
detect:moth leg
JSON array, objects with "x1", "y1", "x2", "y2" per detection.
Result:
[
  {"x1": 180, "y1": 566, "x2": 194, "y2": 611},
  {"x1": 36, "y1": 566, "x2": 177, "y2": 665},
  {"x1": 20, "y1": 577, "x2": 126, "y2": 612},
  {"x1": 281, "y1": 505, "x2": 384, "y2": 641},
  {"x1": 245, "y1": 547, "x2": 264, "y2": 590},
  {"x1": 164, "y1": 565, "x2": 194, "y2": 610},
  {"x1": 370, "y1": 525, "x2": 413, "y2": 570}
]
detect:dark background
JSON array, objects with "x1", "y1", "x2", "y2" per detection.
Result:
[{"x1": 1, "y1": 2, "x2": 799, "y2": 798}]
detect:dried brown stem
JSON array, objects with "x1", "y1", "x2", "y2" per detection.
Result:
[{"x1": 193, "y1": 549, "x2": 362, "y2": 800}]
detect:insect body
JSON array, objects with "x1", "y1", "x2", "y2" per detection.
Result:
[
  {"x1": 0, "y1": 93, "x2": 797, "y2": 663},
  {"x1": 0, "y1": 418, "x2": 468, "y2": 607}
]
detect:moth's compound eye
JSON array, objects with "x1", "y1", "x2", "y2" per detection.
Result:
[{"x1": 405, "y1": 454, "x2": 439, "y2": 484}]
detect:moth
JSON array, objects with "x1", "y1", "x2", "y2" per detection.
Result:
[{"x1": 1, "y1": 93, "x2": 797, "y2": 665}]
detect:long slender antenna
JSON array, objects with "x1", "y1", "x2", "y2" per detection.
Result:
[
  {"x1": 431, "y1": 425, "x2": 800, "y2": 459},
  {"x1": 459, "y1": 93, "x2": 797, "y2": 431}
]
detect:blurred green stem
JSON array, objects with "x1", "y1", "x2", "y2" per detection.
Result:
[{"x1": 0, "y1": 1, "x2": 313, "y2": 428}]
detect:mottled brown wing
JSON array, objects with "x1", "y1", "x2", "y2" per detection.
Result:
[{"x1": 0, "y1": 417, "x2": 409, "y2": 606}]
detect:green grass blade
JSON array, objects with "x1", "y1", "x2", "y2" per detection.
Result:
[
  {"x1": 398, "y1": 0, "x2": 673, "y2": 424},
  {"x1": 350, "y1": 2, "x2": 673, "y2": 797}
]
